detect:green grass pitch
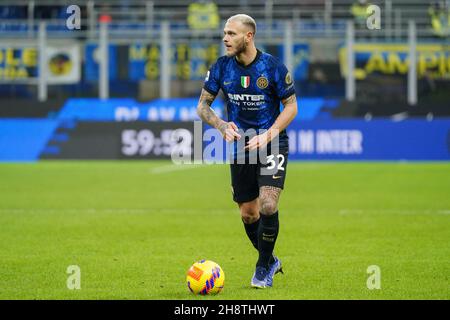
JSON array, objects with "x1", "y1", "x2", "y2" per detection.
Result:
[{"x1": 0, "y1": 161, "x2": 449, "y2": 300}]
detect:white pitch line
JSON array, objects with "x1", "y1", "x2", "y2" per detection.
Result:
[
  {"x1": 0, "y1": 208, "x2": 235, "y2": 215},
  {"x1": 338, "y1": 209, "x2": 450, "y2": 216},
  {"x1": 0, "y1": 208, "x2": 150, "y2": 214},
  {"x1": 149, "y1": 163, "x2": 205, "y2": 174}
]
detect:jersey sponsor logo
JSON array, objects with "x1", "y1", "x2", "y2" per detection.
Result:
[
  {"x1": 241, "y1": 76, "x2": 250, "y2": 88},
  {"x1": 227, "y1": 93, "x2": 265, "y2": 109},
  {"x1": 285, "y1": 72, "x2": 292, "y2": 85},
  {"x1": 256, "y1": 76, "x2": 269, "y2": 89},
  {"x1": 227, "y1": 93, "x2": 264, "y2": 101},
  {"x1": 223, "y1": 81, "x2": 232, "y2": 85}
]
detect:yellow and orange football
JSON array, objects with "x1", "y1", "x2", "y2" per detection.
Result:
[{"x1": 186, "y1": 260, "x2": 225, "y2": 295}]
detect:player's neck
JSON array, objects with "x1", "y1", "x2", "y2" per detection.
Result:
[{"x1": 235, "y1": 45, "x2": 258, "y2": 67}]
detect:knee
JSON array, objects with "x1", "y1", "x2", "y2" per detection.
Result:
[
  {"x1": 239, "y1": 203, "x2": 259, "y2": 224},
  {"x1": 259, "y1": 198, "x2": 278, "y2": 216}
]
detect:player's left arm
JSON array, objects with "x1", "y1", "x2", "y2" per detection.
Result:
[
  {"x1": 246, "y1": 93, "x2": 298, "y2": 151},
  {"x1": 269, "y1": 93, "x2": 298, "y2": 139}
]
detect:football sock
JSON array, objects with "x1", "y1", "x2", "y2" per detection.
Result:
[
  {"x1": 242, "y1": 217, "x2": 275, "y2": 265},
  {"x1": 242, "y1": 218, "x2": 275, "y2": 264},
  {"x1": 256, "y1": 211, "x2": 279, "y2": 269},
  {"x1": 243, "y1": 217, "x2": 260, "y2": 251}
]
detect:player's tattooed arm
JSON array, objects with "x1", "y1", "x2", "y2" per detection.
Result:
[
  {"x1": 197, "y1": 89, "x2": 220, "y2": 127},
  {"x1": 197, "y1": 89, "x2": 241, "y2": 142},
  {"x1": 246, "y1": 94, "x2": 298, "y2": 150},
  {"x1": 259, "y1": 186, "x2": 282, "y2": 215},
  {"x1": 281, "y1": 93, "x2": 297, "y2": 106},
  {"x1": 269, "y1": 93, "x2": 298, "y2": 137}
]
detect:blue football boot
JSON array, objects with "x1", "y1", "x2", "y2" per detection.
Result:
[
  {"x1": 251, "y1": 266, "x2": 270, "y2": 288},
  {"x1": 266, "y1": 256, "x2": 283, "y2": 287},
  {"x1": 270, "y1": 256, "x2": 283, "y2": 276}
]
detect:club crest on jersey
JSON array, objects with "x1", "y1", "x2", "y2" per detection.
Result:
[
  {"x1": 241, "y1": 76, "x2": 250, "y2": 88},
  {"x1": 257, "y1": 76, "x2": 268, "y2": 89}
]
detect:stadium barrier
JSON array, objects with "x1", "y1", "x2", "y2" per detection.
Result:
[
  {"x1": 55, "y1": 97, "x2": 335, "y2": 122},
  {"x1": 0, "y1": 97, "x2": 448, "y2": 162},
  {"x1": 287, "y1": 119, "x2": 450, "y2": 161}
]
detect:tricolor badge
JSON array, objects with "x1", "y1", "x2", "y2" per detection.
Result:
[{"x1": 241, "y1": 76, "x2": 250, "y2": 88}]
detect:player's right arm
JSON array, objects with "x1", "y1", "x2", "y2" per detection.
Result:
[{"x1": 197, "y1": 89, "x2": 241, "y2": 142}]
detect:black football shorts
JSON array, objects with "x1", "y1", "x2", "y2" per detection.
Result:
[{"x1": 230, "y1": 148, "x2": 288, "y2": 203}]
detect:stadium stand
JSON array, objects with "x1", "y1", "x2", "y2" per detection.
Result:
[
  {"x1": 0, "y1": 1, "x2": 440, "y2": 38},
  {"x1": 0, "y1": 0, "x2": 449, "y2": 118}
]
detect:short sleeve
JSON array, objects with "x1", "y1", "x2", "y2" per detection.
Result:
[
  {"x1": 274, "y1": 62, "x2": 296, "y2": 100},
  {"x1": 203, "y1": 60, "x2": 221, "y2": 96}
]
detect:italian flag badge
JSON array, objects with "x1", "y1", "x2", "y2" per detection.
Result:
[{"x1": 241, "y1": 76, "x2": 250, "y2": 88}]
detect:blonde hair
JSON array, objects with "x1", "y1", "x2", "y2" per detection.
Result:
[{"x1": 227, "y1": 14, "x2": 256, "y2": 35}]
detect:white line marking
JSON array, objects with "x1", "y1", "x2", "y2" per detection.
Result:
[
  {"x1": 338, "y1": 209, "x2": 450, "y2": 215},
  {"x1": 0, "y1": 208, "x2": 235, "y2": 215},
  {"x1": 150, "y1": 163, "x2": 204, "y2": 174},
  {"x1": 0, "y1": 208, "x2": 149, "y2": 214}
]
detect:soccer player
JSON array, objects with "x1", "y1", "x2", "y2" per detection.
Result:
[{"x1": 197, "y1": 14, "x2": 298, "y2": 288}]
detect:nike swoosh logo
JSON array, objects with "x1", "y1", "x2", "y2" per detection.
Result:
[
  {"x1": 262, "y1": 233, "x2": 276, "y2": 237},
  {"x1": 272, "y1": 175, "x2": 282, "y2": 179},
  {"x1": 223, "y1": 81, "x2": 232, "y2": 85}
]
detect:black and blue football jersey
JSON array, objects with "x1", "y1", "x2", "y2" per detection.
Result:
[{"x1": 203, "y1": 49, "x2": 295, "y2": 150}]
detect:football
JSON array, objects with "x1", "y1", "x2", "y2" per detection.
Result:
[{"x1": 186, "y1": 260, "x2": 225, "y2": 295}]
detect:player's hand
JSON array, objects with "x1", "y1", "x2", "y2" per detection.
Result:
[
  {"x1": 245, "y1": 131, "x2": 270, "y2": 151},
  {"x1": 218, "y1": 121, "x2": 241, "y2": 142}
]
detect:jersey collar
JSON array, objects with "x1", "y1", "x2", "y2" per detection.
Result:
[{"x1": 234, "y1": 49, "x2": 262, "y2": 69}]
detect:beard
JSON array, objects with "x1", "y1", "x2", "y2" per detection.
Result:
[{"x1": 226, "y1": 37, "x2": 247, "y2": 57}]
